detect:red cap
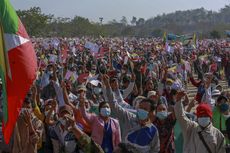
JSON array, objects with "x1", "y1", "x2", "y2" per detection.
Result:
[{"x1": 196, "y1": 103, "x2": 212, "y2": 118}]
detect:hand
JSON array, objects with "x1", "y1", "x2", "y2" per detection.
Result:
[
  {"x1": 187, "y1": 72, "x2": 192, "y2": 78},
  {"x1": 31, "y1": 85, "x2": 37, "y2": 95},
  {"x1": 102, "y1": 74, "x2": 110, "y2": 87},
  {"x1": 64, "y1": 115, "x2": 76, "y2": 131},
  {"x1": 188, "y1": 99, "x2": 197, "y2": 108},
  {"x1": 163, "y1": 64, "x2": 168, "y2": 71},
  {"x1": 131, "y1": 73, "x2": 136, "y2": 82},
  {"x1": 204, "y1": 74, "x2": 213, "y2": 89},
  {"x1": 175, "y1": 91, "x2": 186, "y2": 102},
  {"x1": 23, "y1": 110, "x2": 32, "y2": 125},
  {"x1": 51, "y1": 99, "x2": 57, "y2": 110},
  {"x1": 52, "y1": 64, "x2": 57, "y2": 72},
  {"x1": 61, "y1": 81, "x2": 66, "y2": 89}
]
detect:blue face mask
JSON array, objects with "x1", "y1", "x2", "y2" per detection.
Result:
[
  {"x1": 156, "y1": 111, "x2": 168, "y2": 120},
  {"x1": 47, "y1": 71, "x2": 53, "y2": 75},
  {"x1": 198, "y1": 117, "x2": 210, "y2": 127},
  {"x1": 93, "y1": 87, "x2": 102, "y2": 95},
  {"x1": 100, "y1": 108, "x2": 111, "y2": 117},
  {"x1": 137, "y1": 109, "x2": 149, "y2": 120},
  {"x1": 220, "y1": 103, "x2": 229, "y2": 113}
]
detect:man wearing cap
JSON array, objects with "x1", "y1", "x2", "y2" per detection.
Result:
[
  {"x1": 49, "y1": 105, "x2": 104, "y2": 153},
  {"x1": 174, "y1": 91, "x2": 225, "y2": 153}
]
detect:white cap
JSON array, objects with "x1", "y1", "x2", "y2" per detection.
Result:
[
  {"x1": 147, "y1": 91, "x2": 157, "y2": 98},
  {"x1": 89, "y1": 80, "x2": 101, "y2": 86},
  {"x1": 212, "y1": 89, "x2": 221, "y2": 97},
  {"x1": 132, "y1": 96, "x2": 146, "y2": 109}
]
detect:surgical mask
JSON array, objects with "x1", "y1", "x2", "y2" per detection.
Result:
[
  {"x1": 150, "y1": 60, "x2": 154, "y2": 64},
  {"x1": 86, "y1": 107, "x2": 90, "y2": 112},
  {"x1": 59, "y1": 117, "x2": 66, "y2": 126},
  {"x1": 197, "y1": 117, "x2": 210, "y2": 127},
  {"x1": 91, "y1": 70, "x2": 96, "y2": 74},
  {"x1": 223, "y1": 114, "x2": 230, "y2": 119},
  {"x1": 121, "y1": 70, "x2": 126, "y2": 74},
  {"x1": 220, "y1": 103, "x2": 229, "y2": 113},
  {"x1": 94, "y1": 87, "x2": 102, "y2": 95},
  {"x1": 156, "y1": 111, "x2": 168, "y2": 120},
  {"x1": 47, "y1": 71, "x2": 53, "y2": 75},
  {"x1": 137, "y1": 109, "x2": 149, "y2": 120},
  {"x1": 100, "y1": 108, "x2": 111, "y2": 117},
  {"x1": 21, "y1": 108, "x2": 32, "y2": 114},
  {"x1": 166, "y1": 85, "x2": 171, "y2": 90},
  {"x1": 117, "y1": 73, "x2": 121, "y2": 78},
  {"x1": 45, "y1": 110, "x2": 55, "y2": 117},
  {"x1": 171, "y1": 74, "x2": 177, "y2": 80}
]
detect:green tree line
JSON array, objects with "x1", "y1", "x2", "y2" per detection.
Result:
[{"x1": 16, "y1": 6, "x2": 230, "y2": 38}]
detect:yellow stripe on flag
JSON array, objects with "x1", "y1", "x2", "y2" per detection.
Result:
[
  {"x1": 0, "y1": 22, "x2": 11, "y2": 79},
  {"x1": 0, "y1": 22, "x2": 9, "y2": 124},
  {"x1": 0, "y1": 23, "x2": 7, "y2": 78}
]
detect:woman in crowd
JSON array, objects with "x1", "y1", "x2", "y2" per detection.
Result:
[
  {"x1": 79, "y1": 94, "x2": 121, "y2": 153},
  {"x1": 154, "y1": 100, "x2": 176, "y2": 153}
]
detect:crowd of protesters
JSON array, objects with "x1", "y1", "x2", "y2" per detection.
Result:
[{"x1": 0, "y1": 36, "x2": 230, "y2": 153}]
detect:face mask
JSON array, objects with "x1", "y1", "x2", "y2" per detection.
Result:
[
  {"x1": 86, "y1": 107, "x2": 90, "y2": 112},
  {"x1": 150, "y1": 60, "x2": 154, "y2": 64},
  {"x1": 91, "y1": 70, "x2": 96, "y2": 74},
  {"x1": 166, "y1": 85, "x2": 171, "y2": 90},
  {"x1": 59, "y1": 117, "x2": 66, "y2": 126},
  {"x1": 156, "y1": 111, "x2": 168, "y2": 120},
  {"x1": 94, "y1": 87, "x2": 102, "y2": 95},
  {"x1": 21, "y1": 108, "x2": 32, "y2": 114},
  {"x1": 220, "y1": 103, "x2": 229, "y2": 113},
  {"x1": 223, "y1": 114, "x2": 230, "y2": 119},
  {"x1": 137, "y1": 109, "x2": 149, "y2": 120},
  {"x1": 117, "y1": 73, "x2": 121, "y2": 78},
  {"x1": 197, "y1": 117, "x2": 210, "y2": 127},
  {"x1": 121, "y1": 70, "x2": 126, "y2": 74},
  {"x1": 45, "y1": 110, "x2": 55, "y2": 117},
  {"x1": 171, "y1": 74, "x2": 177, "y2": 80},
  {"x1": 100, "y1": 108, "x2": 111, "y2": 117},
  {"x1": 47, "y1": 71, "x2": 53, "y2": 75}
]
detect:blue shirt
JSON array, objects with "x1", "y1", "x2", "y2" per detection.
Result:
[{"x1": 101, "y1": 121, "x2": 113, "y2": 153}]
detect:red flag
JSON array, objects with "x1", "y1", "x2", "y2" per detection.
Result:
[{"x1": 1, "y1": 0, "x2": 37, "y2": 144}]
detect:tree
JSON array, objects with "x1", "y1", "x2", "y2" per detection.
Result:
[
  {"x1": 17, "y1": 7, "x2": 52, "y2": 36},
  {"x1": 210, "y1": 30, "x2": 221, "y2": 39},
  {"x1": 120, "y1": 16, "x2": 128, "y2": 25},
  {"x1": 131, "y1": 16, "x2": 137, "y2": 26},
  {"x1": 136, "y1": 18, "x2": 145, "y2": 26}
]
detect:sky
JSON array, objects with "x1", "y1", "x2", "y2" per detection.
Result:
[{"x1": 10, "y1": 0, "x2": 230, "y2": 23}]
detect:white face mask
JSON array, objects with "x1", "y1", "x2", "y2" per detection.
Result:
[
  {"x1": 20, "y1": 108, "x2": 32, "y2": 114},
  {"x1": 100, "y1": 107, "x2": 111, "y2": 117},
  {"x1": 117, "y1": 73, "x2": 121, "y2": 78},
  {"x1": 197, "y1": 117, "x2": 210, "y2": 127},
  {"x1": 45, "y1": 110, "x2": 55, "y2": 117},
  {"x1": 59, "y1": 117, "x2": 66, "y2": 126},
  {"x1": 223, "y1": 114, "x2": 230, "y2": 119},
  {"x1": 47, "y1": 71, "x2": 53, "y2": 75}
]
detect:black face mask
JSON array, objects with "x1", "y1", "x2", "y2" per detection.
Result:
[{"x1": 47, "y1": 83, "x2": 56, "y2": 98}]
